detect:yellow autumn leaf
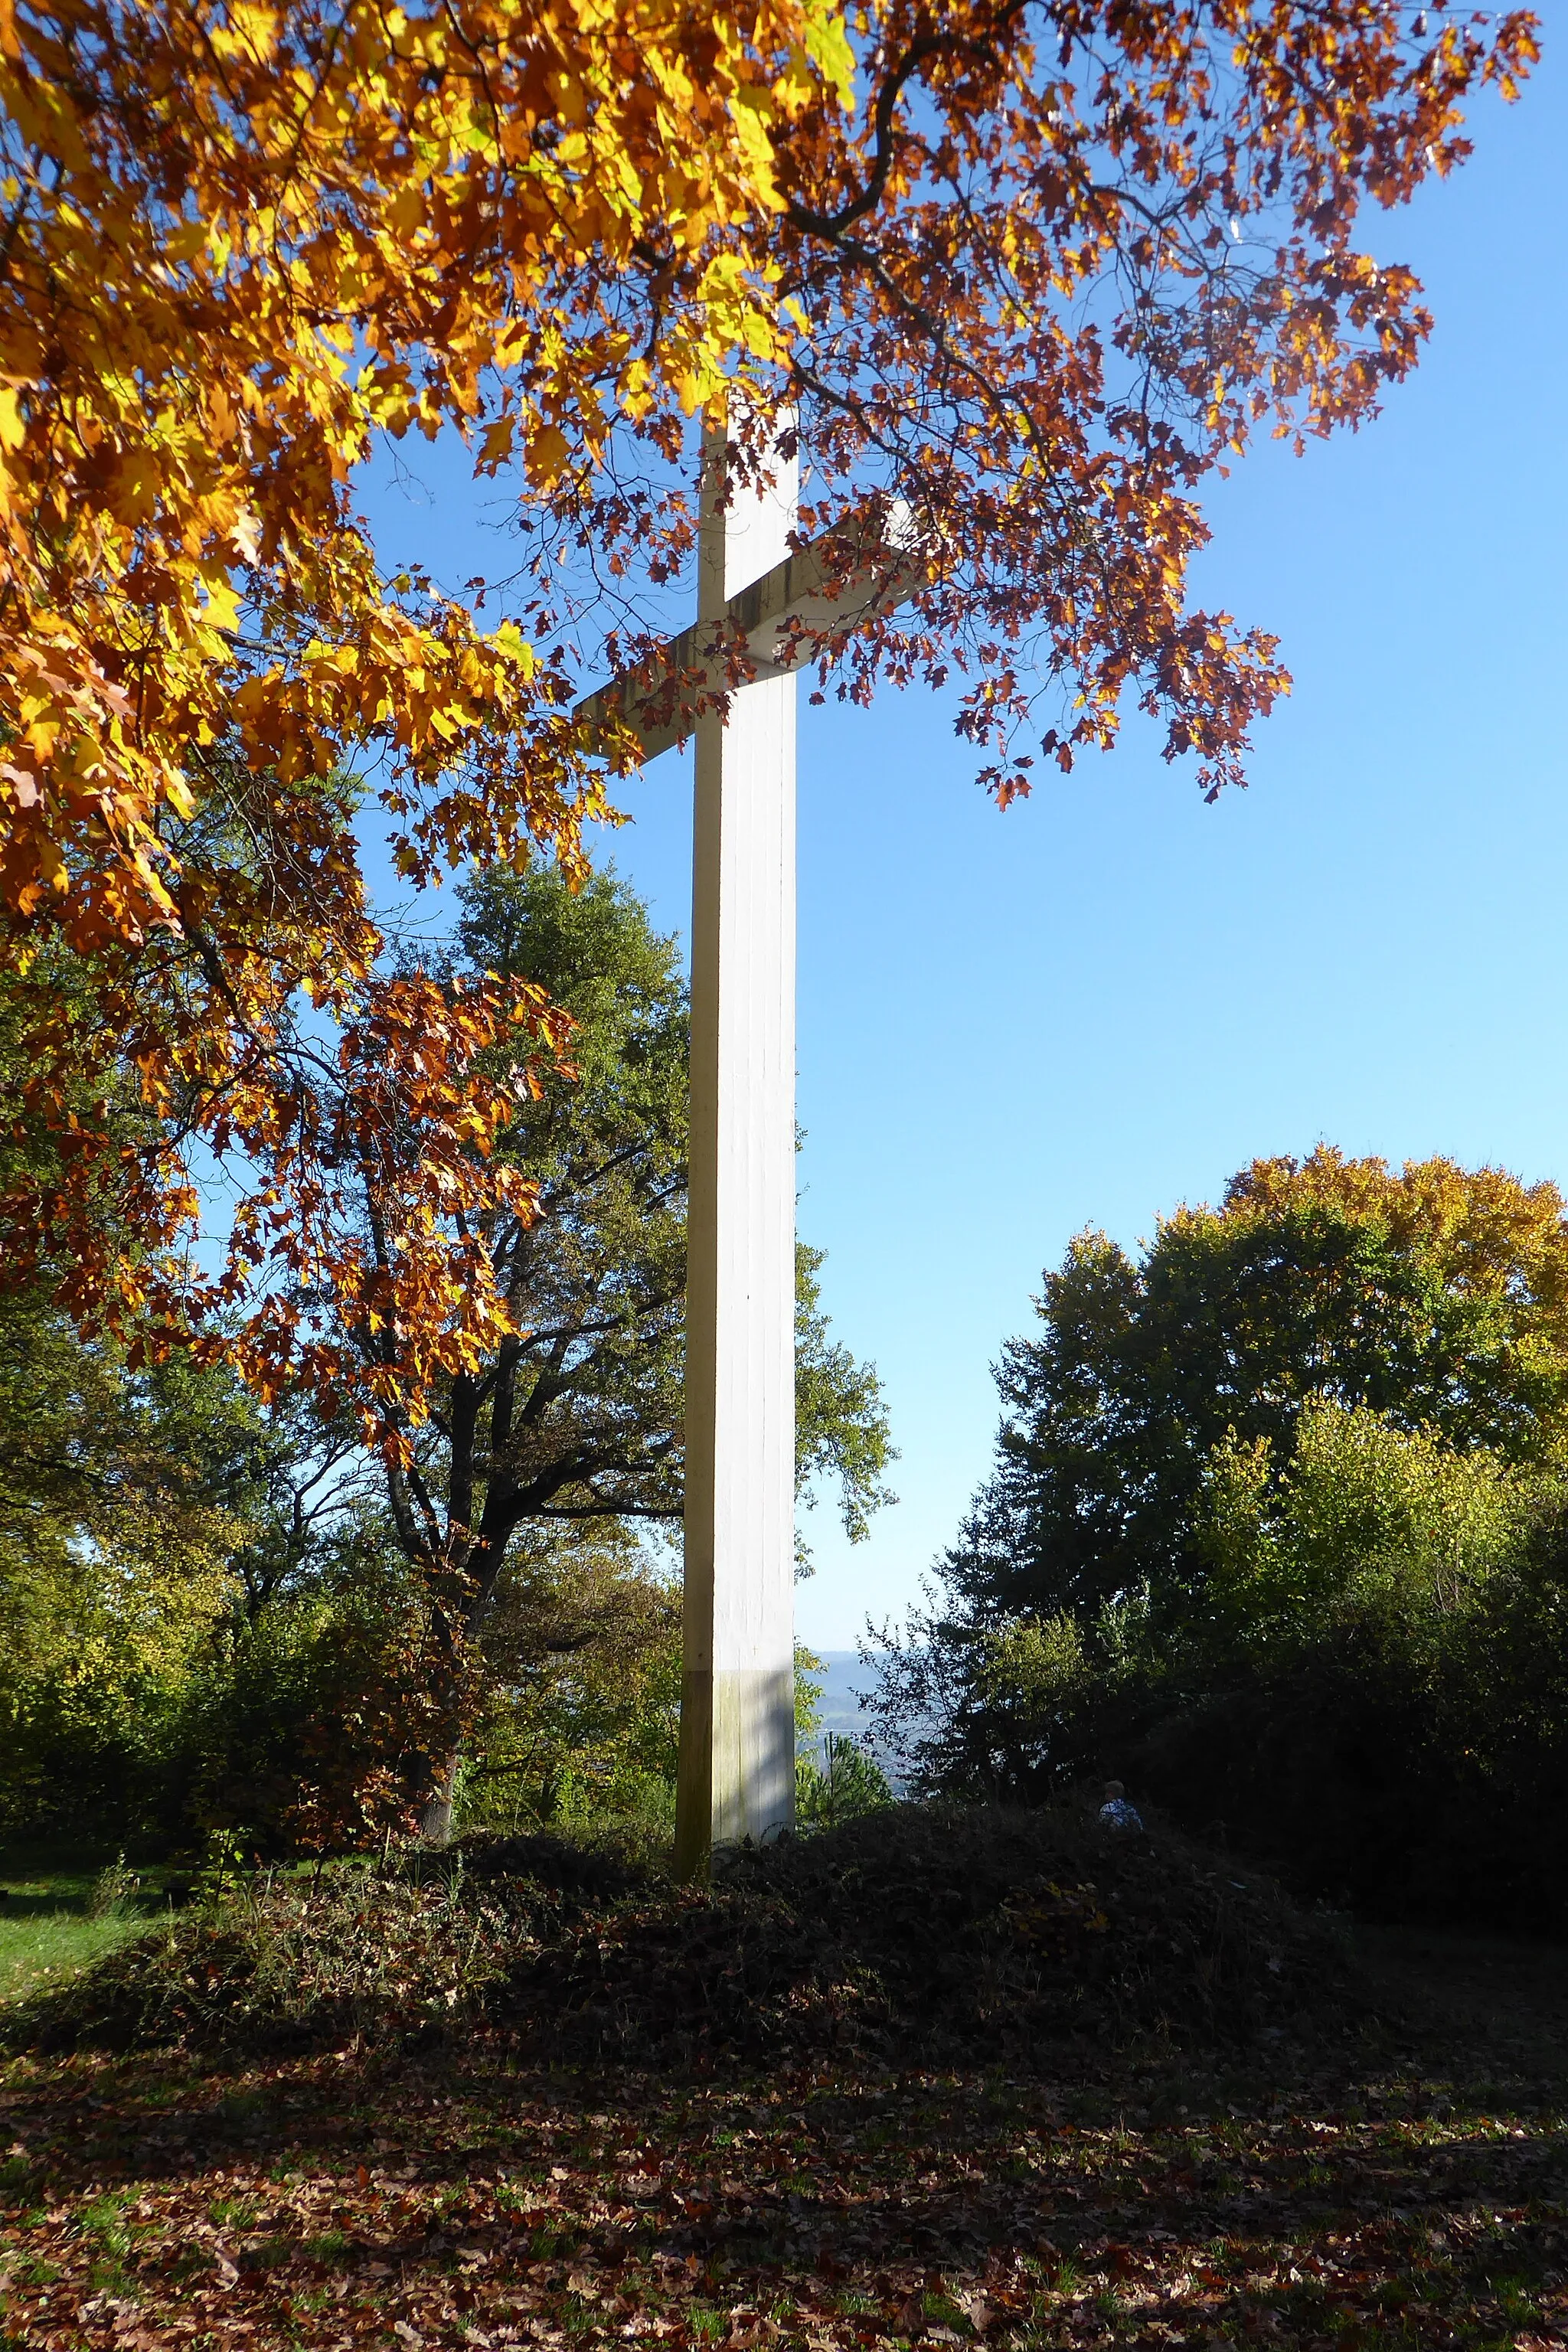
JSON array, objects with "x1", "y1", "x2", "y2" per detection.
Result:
[
  {"x1": 801, "y1": 0, "x2": 856, "y2": 106},
  {"x1": 200, "y1": 577, "x2": 242, "y2": 633},
  {"x1": 525, "y1": 423, "x2": 570, "y2": 487}
]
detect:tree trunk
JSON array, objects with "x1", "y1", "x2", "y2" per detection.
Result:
[{"x1": 421, "y1": 1749, "x2": 462, "y2": 1847}]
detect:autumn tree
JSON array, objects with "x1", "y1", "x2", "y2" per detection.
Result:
[
  {"x1": 0, "y1": 0, "x2": 854, "y2": 1416},
  {"x1": 0, "y1": 1, "x2": 1539, "y2": 1455}
]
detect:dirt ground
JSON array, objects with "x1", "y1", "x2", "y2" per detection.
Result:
[{"x1": 1355, "y1": 1919, "x2": 1568, "y2": 2083}]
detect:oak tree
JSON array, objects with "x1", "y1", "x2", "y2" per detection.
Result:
[
  {"x1": 0, "y1": 0, "x2": 853, "y2": 1413},
  {"x1": 0, "y1": 0, "x2": 1538, "y2": 1457}
]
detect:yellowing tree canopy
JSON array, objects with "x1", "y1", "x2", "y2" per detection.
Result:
[{"x1": 0, "y1": 0, "x2": 1538, "y2": 1441}]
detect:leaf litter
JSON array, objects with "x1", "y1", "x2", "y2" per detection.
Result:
[
  {"x1": 2, "y1": 1808, "x2": 1566, "y2": 2349},
  {"x1": 13, "y1": 1808, "x2": 1354, "y2": 2067}
]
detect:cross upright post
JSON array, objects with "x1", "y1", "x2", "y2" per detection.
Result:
[
  {"x1": 575, "y1": 428, "x2": 917, "y2": 1884},
  {"x1": 674, "y1": 423, "x2": 800, "y2": 1880}
]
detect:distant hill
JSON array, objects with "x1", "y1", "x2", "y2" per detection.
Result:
[{"x1": 803, "y1": 1648, "x2": 882, "y2": 1741}]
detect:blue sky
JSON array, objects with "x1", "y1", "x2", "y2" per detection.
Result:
[{"x1": 362, "y1": 34, "x2": 1566, "y2": 1648}]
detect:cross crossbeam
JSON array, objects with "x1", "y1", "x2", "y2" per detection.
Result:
[{"x1": 577, "y1": 508, "x2": 915, "y2": 763}]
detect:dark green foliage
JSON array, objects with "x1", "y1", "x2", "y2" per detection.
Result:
[
  {"x1": 883, "y1": 1153, "x2": 1568, "y2": 1931},
  {"x1": 401, "y1": 859, "x2": 893, "y2": 1565},
  {"x1": 881, "y1": 1412, "x2": 1568, "y2": 1928},
  {"x1": 795, "y1": 1733, "x2": 893, "y2": 1828}
]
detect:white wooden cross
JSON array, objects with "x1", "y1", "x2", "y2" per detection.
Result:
[{"x1": 578, "y1": 422, "x2": 912, "y2": 1880}]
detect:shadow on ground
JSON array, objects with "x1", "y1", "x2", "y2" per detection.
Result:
[{"x1": 3, "y1": 1920, "x2": 1568, "y2": 2349}]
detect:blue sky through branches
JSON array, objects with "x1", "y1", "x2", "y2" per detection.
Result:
[{"x1": 360, "y1": 37, "x2": 1567, "y2": 1648}]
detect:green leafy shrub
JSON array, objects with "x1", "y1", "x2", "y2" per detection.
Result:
[
  {"x1": 451, "y1": 1526, "x2": 683, "y2": 1841},
  {"x1": 876, "y1": 1402, "x2": 1568, "y2": 1927}
]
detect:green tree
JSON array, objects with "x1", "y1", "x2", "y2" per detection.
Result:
[
  {"x1": 0, "y1": 1294, "x2": 251, "y2": 1835},
  {"x1": 458, "y1": 1522, "x2": 683, "y2": 1836},
  {"x1": 795, "y1": 1733, "x2": 893, "y2": 1831},
  {"x1": 1105, "y1": 1403, "x2": 1568, "y2": 1925},
  {"x1": 873, "y1": 1397, "x2": 1568, "y2": 1913},
  {"x1": 940, "y1": 1149, "x2": 1568, "y2": 1630},
  {"x1": 1196, "y1": 1400, "x2": 1540, "y2": 1655},
  {"x1": 872, "y1": 1150, "x2": 1568, "y2": 1926},
  {"x1": 366, "y1": 863, "x2": 894, "y2": 1836}
]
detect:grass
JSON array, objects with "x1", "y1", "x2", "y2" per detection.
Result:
[{"x1": 0, "y1": 1854, "x2": 159, "y2": 2004}]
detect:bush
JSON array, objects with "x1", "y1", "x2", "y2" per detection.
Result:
[
  {"x1": 795, "y1": 1733, "x2": 893, "y2": 1828},
  {"x1": 451, "y1": 1528, "x2": 683, "y2": 1841},
  {"x1": 874, "y1": 1403, "x2": 1568, "y2": 1929}
]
